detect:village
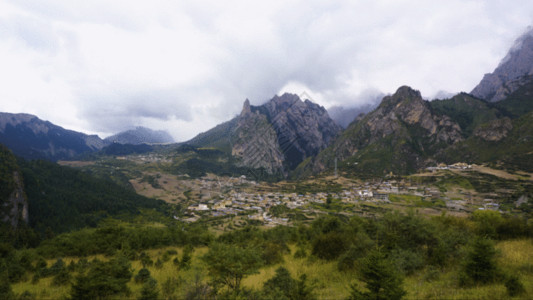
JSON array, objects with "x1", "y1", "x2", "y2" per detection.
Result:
[{"x1": 180, "y1": 170, "x2": 502, "y2": 226}]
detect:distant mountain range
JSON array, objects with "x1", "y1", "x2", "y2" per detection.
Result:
[
  {"x1": 104, "y1": 126, "x2": 174, "y2": 145},
  {"x1": 0, "y1": 113, "x2": 173, "y2": 161},
  {"x1": 0, "y1": 113, "x2": 106, "y2": 161},
  {"x1": 1, "y1": 27, "x2": 533, "y2": 178}
]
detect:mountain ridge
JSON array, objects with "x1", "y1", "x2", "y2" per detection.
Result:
[
  {"x1": 472, "y1": 27, "x2": 533, "y2": 102},
  {"x1": 188, "y1": 93, "x2": 341, "y2": 175},
  {"x1": 0, "y1": 112, "x2": 106, "y2": 161},
  {"x1": 104, "y1": 126, "x2": 174, "y2": 145}
]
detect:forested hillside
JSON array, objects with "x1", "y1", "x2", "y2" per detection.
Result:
[{"x1": 20, "y1": 160, "x2": 166, "y2": 234}]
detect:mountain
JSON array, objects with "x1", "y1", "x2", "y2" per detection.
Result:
[
  {"x1": 437, "y1": 110, "x2": 533, "y2": 172},
  {"x1": 188, "y1": 93, "x2": 341, "y2": 175},
  {"x1": 0, "y1": 144, "x2": 28, "y2": 229},
  {"x1": 0, "y1": 112, "x2": 106, "y2": 161},
  {"x1": 429, "y1": 93, "x2": 503, "y2": 136},
  {"x1": 327, "y1": 102, "x2": 379, "y2": 128},
  {"x1": 295, "y1": 86, "x2": 464, "y2": 177},
  {"x1": 104, "y1": 126, "x2": 174, "y2": 145},
  {"x1": 471, "y1": 27, "x2": 533, "y2": 102}
]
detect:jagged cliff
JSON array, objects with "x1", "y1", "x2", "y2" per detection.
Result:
[
  {"x1": 0, "y1": 144, "x2": 28, "y2": 229},
  {"x1": 472, "y1": 27, "x2": 533, "y2": 102},
  {"x1": 231, "y1": 99, "x2": 285, "y2": 174},
  {"x1": 189, "y1": 93, "x2": 341, "y2": 175}
]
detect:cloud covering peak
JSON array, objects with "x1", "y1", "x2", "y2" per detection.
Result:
[{"x1": 1, "y1": 0, "x2": 533, "y2": 141}]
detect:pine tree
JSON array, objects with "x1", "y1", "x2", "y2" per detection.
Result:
[{"x1": 348, "y1": 250, "x2": 406, "y2": 300}]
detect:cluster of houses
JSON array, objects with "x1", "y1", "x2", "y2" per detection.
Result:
[
  {"x1": 426, "y1": 162, "x2": 472, "y2": 171},
  {"x1": 182, "y1": 180, "x2": 477, "y2": 225}
]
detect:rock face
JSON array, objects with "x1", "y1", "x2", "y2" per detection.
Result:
[
  {"x1": 364, "y1": 87, "x2": 462, "y2": 145},
  {"x1": 0, "y1": 145, "x2": 28, "y2": 229},
  {"x1": 189, "y1": 93, "x2": 341, "y2": 175},
  {"x1": 301, "y1": 86, "x2": 463, "y2": 176},
  {"x1": 0, "y1": 112, "x2": 106, "y2": 161},
  {"x1": 473, "y1": 117, "x2": 513, "y2": 142},
  {"x1": 232, "y1": 100, "x2": 285, "y2": 174},
  {"x1": 105, "y1": 126, "x2": 174, "y2": 145},
  {"x1": 260, "y1": 94, "x2": 342, "y2": 169},
  {"x1": 472, "y1": 28, "x2": 533, "y2": 102}
]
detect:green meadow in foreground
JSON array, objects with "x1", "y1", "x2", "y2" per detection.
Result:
[{"x1": 3, "y1": 209, "x2": 532, "y2": 299}]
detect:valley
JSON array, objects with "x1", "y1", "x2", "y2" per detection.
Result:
[{"x1": 2, "y1": 18, "x2": 533, "y2": 300}]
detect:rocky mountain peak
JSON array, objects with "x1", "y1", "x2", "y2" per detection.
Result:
[
  {"x1": 240, "y1": 99, "x2": 252, "y2": 117},
  {"x1": 379, "y1": 86, "x2": 424, "y2": 110},
  {"x1": 471, "y1": 27, "x2": 533, "y2": 102},
  {"x1": 211, "y1": 93, "x2": 342, "y2": 175}
]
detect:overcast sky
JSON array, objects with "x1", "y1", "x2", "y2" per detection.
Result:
[{"x1": 1, "y1": 0, "x2": 533, "y2": 141}]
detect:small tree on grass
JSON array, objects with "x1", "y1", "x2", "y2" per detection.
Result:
[
  {"x1": 70, "y1": 256, "x2": 132, "y2": 300},
  {"x1": 138, "y1": 278, "x2": 159, "y2": 300},
  {"x1": 179, "y1": 245, "x2": 193, "y2": 270},
  {"x1": 140, "y1": 252, "x2": 153, "y2": 268},
  {"x1": 135, "y1": 268, "x2": 151, "y2": 284},
  {"x1": 459, "y1": 237, "x2": 498, "y2": 286},
  {"x1": 505, "y1": 275, "x2": 525, "y2": 297},
  {"x1": 263, "y1": 267, "x2": 295, "y2": 298},
  {"x1": 348, "y1": 249, "x2": 406, "y2": 300},
  {"x1": 262, "y1": 267, "x2": 316, "y2": 300},
  {"x1": 202, "y1": 243, "x2": 262, "y2": 292}
]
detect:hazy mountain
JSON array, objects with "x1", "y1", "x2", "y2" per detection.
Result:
[
  {"x1": 0, "y1": 112, "x2": 106, "y2": 161},
  {"x1": 104, "y1": 126, "x2": 174, "y2": 145},
  {"x1": 472, "y1": 27, "x2": 533, "y2": 102},
  {"x1": 188, "y1": 93, "x2": 341, "y2": 175},
  {"x1": 327, "y1": 102, "x2": 379, "y2": 129}
]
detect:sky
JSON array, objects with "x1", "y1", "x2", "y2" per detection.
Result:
[{"x1": 1, "y1": 0, "x2": 533, "y2": 142}]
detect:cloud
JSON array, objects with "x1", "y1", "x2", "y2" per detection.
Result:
[{"x1": 1, "y1": 0, "x2": 533, "y2": 141}]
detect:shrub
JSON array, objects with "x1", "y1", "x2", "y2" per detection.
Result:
[
  {"x1": 505, "y1": 275, "x2": 525, "y2": 297},
  {"x1": 348, "y1": 250, "x2": 405, "y2": 300},
  {"x1": 459, "y1": 237, "x2": 499, "y2": 286},
  {"x1": 312, "y1": 232, "x2": 348, "y2": 260},
  {"x1": 135, "y1": 268, "x2": 151, "y2": 284}
]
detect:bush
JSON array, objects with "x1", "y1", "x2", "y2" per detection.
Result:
[
  {"x1": 70, "y1": 255, "x2": 132, "y2": 300},
  {"x1": 459, "y1": 237, "x2": 499, "y2": 286},
  {"x1": 135, "y1": 268, "x2": 151, "y2": 284},
  {"x1": 138, "y1": 278, "x2": 159, "y2": 300},
  {"x1": 312, "y1": 232, "x2": 348, "y2": 260},
  {"x1": 505, "y1": 275, "x2": 525, "y2": 297},
  {"x1": 263, "y1": 267, "x2": 295, "y2": 299},
  {"x1": 348, "y1": 250, "x2": 405, "y2": 300},
  {"x1": 51, "y1": 269, "x2": 72, "y2": 286}
]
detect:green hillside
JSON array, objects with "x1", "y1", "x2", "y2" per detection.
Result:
[
  {"x1": 20, "y1": 160, "x2": 166, "y2": 234},
  {"x1": 0, "y1": 144, "x2": 19, "y2": 202},
  {"x1": 439, "y1": 111, "x2": 533, "y2": 171},
  {"x1": 495, "y1": 76, "x2": 533, "y2": 117},
  {"x1": 430, "y1": 93, "x2": 502, "y2": 136}
]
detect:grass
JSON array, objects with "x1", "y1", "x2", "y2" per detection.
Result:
[
  {"x1": 404, "y1": 239, "x2": 533, "y2": 299},
  {"x1": 243, "y1": 244, "x2": 353, "y2": 299},
  {"x1": 12, "y1": 240, "x2": 533, "y2": 299},
  {"x1": 389, "y1": 193, "x2": 423, "y2": 203}
]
